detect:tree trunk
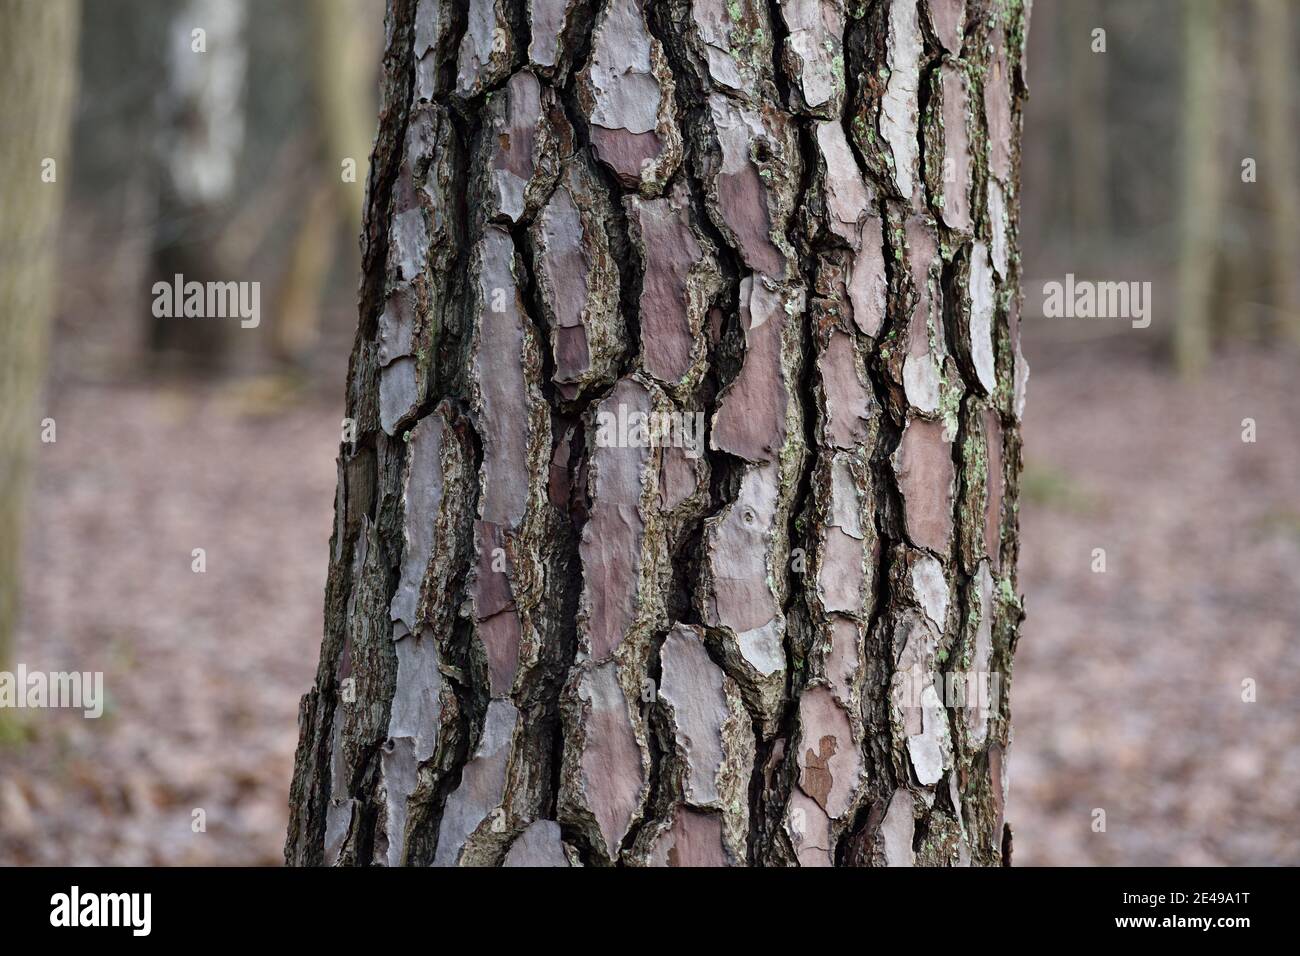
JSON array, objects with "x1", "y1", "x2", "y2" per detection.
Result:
[
  {"x1": 1254, "y1": 0, "x2": 1298, "y2": 344},
  {"x1": 269, "y1": 0, "x2": 380, "y2": 365},
  {"x1": 1174, "y1": 0, "x2": 1219, "y2": 377},
  {"x1": 147, "y1": 0, "x2": 247, "y2": 367},
  {"x1": 287, "y1": 0, "x2": 1029, "y2": 867},
  {"x1": 0, "y1": 0, "x2": 80, "y2": 667},
  {"x1": 309, "y1": 0, "x2": 378, "y2": 244},
  {"x1": 1066, "y1": 0, "x2": 1106, "y2": 245}
]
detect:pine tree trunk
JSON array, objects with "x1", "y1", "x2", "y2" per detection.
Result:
[
  {"x1": 0, "y1": 0, "x2": 80, "y2": 667},
  {"x1": 287, "y1": 0, "x2": 1029, "y2": 868}
]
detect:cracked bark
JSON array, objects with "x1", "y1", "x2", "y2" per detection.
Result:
[{"x1": 287, "y1": 0, "x2": 1029, "y2": 868}]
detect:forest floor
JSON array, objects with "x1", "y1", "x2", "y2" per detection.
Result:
[{"x1": 2, "y1": 335, "x2": 1298, "y2": 866}]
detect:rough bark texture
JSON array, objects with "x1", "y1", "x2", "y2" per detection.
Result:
[
  {"x1": 287, "y1": 0, "x2": 1029, "y2": 867},
  {"x1": 0, "y1": 0, "x2": 80, "y2": 666}
]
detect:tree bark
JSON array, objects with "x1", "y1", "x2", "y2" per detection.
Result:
[
  {"x1": 287, "y1": 0, "x2": 1029, "y2": 867},
  {"x1": 0, "y1": 0, "x2": 80, "y2": 667}
]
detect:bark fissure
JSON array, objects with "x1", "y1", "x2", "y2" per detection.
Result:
[{"x1": 645, "y1": 0, "x2": 774, "y2": 864}]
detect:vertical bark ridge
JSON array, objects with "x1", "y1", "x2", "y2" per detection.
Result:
[
  {"x1": 651, "y1": 0, "x2": 810, "y2": 866},
  {"x1": 637, "y1": 0, "x2": 766, "y2": 866}
]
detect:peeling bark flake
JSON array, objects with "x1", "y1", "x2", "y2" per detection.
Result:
[
  {"x1": 779, "y1": 0, "x2": 847, "y2": 116},
  {"x1": 578, "y1": 0, "x2": 681, "y2": 194},
  {"x1": 531, "y1": 155, "x2": 625, "y2": 398},
  {"x1": 892, "y1": 417, "x2": 955, "y2": 555},
  {"x1": 433, "y1": 699, "x2": 518, "y2": 865},
  {"x1": 503, "y1": 819, "x2": 574, "y2": 866},
  {"x1": 456, "y1": 0, "x2": 516, "y2": 100},
  {"x1": 688, "y1": 0, "x2": 773, "y2": 99},
  {"x1": 814, "y1": 121, "x2": 887, "y2": 337},
  {"x1": 796, "y1": 685, "x2": 864, "y2": 819},
  {"x1": 560, "y1": 661, "x2": 648, "y2": 863},
  {"x1": 479, "y1": 70, "x2": 572, "y2": 225},
  {"x1": 926, "y1": 0, "x2": 964, "y2": 55},
  {"x1": 626, "y1": 182, "x2": 723, "y2": 389},
  {"x1": 647, "y1": 806, "x2": 729, "y2": 866},
  {"x1": 880, "y1": 0, "x2": 923, "y2": 201},
  {"x1": 704, "y1": 95, "x2": 797, "y2": 280}
]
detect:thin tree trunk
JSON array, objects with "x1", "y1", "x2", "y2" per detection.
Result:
[
  {"x1": 1066, "y1": 0, "x2": 1107, "y2": 245},
  {"x1": 1254, "y1": 0, "x2": 1298, "y2": 343},
  {"x1": 310, "y1": 0, "x2": 377, "y2": 243},
  {"x1": 287, "y1": 0, "x2": 1029, "y2": 867},
  {"x1": 0, "y1": 0, "x2": 80, "y2": 667},
  {"x1": 1175, "y1": 0, "x2": 1219, "y2": 376}
]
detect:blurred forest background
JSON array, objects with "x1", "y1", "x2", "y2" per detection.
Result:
[{"x1": 1, "y1": 0, "x2": 1297, "y2": 865}]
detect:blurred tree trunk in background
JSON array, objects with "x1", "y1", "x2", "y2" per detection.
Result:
[
  {"x1": 271, "y1": 179, "x2": 337, "y2": 364},
  {"x1": 147, "y1": 0, "x2": 247, "y2": 369},
  {"x1": 0, "y1": 0, "x2": 80, "y2": 667},
  {"x1": 1175, "y1": 0, "x2": 1220, "y2": 376},
  {"x1": 271, "y1": 0, "x2": 379, "y2": 364},
  {"x1": 310, "y1": 0, "x2": 375, "y2": 243},
  {"x1": 1254, "y1": 0, "x2": 1298, "y2": 344},
  {"x1": 287, "y1": 0, "x2": 1029, "y2": 867},
  {"x1": 1066, "y1": 0, "x2": 1108, "y2": 244}
]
